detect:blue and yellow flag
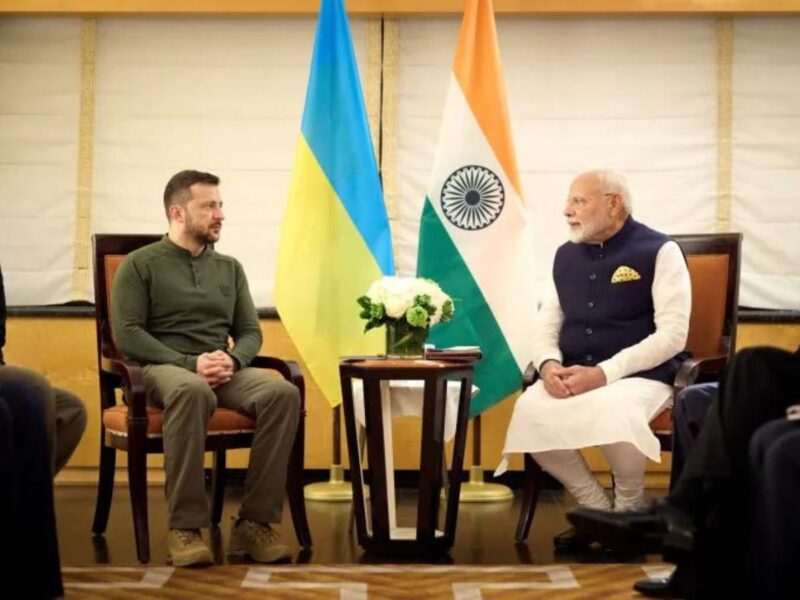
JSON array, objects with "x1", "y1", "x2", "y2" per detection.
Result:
[{"x1": 275, "y1": 0, "x2": 394, "y2": 406}]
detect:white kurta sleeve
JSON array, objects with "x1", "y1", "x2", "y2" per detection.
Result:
[
  {"x1": 531, "y1": 277, "x2": 564, "y2": 373},
  {"x1": 598, "y1": 240, "x2": 691, "y2": 384}
]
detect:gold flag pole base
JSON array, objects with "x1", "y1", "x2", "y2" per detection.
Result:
[
  {"x1": 304, "y1": 464, "x2": 369, "y2": 502},
  {"x1": 454, "y1": 465, "x2": 513, "y2": 503}
]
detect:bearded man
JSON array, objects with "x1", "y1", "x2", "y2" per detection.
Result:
[
  {"x1": 496, "y1": 169, "x2": 691, "y2": 551},
  {"x1": 111, "y1": 170, "x2": 300, "y2": 566}
]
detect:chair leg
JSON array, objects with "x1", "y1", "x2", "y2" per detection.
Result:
[
  {"x1": 514, "y1": 453, "x2": 544, "y2": 543},
  {"x1": 441, "y1": 447, "x2": 449, "y2": 505},
  {"x1": 127, "y1": 446, "x2": 150, "y2": 563},
  {"x1": 92, "y1": 442, "x2": 117, "y2": 535},
  {"x1": 211, "y1": 450, "x2": 226, "y2": 525},
  {"x1": 286, "y1": 414, "x2": 312, "y2": 548}
]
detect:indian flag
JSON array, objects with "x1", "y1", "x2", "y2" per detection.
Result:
[
  {"x1": 275, "y1": 0, "x2": 394, "y2": 406},
  {"x1": 417, "y1": 0, "x2": 534, "y2": 416}
]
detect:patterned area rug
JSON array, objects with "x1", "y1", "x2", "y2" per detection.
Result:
[{"x1": 64, "y1": 564, "x2": 674, "y2": 599}]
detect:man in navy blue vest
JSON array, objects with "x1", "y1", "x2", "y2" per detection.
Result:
[{"x1": 497, "y1": 169, "x2": 691, "y2": 551}]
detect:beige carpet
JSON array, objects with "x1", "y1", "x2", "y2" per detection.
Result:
[{"x1": 64, "y1": 563, "x2": 674, "y2": 599}]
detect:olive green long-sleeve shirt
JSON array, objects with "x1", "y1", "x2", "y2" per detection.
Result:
[{"x1": 110, "y1": 236, "x2": 262, "y2": 372}]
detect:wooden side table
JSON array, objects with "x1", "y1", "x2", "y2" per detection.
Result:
[{"x1": 339, "y1": 358, "x2": 473, "y2": 557}]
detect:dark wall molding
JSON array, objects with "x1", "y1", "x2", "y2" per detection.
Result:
[
  {"x1": 8, "y1": 303, "x2": 280, "y2": 319},
  {"x1": 7, "y1": 304, "x2": 799, "y2": 324}
]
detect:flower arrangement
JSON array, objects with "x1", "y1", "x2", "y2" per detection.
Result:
[{"x1": 357, "y1": 276, "x2": 454, "y2": 357}]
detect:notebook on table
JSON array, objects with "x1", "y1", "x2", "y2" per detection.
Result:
[{"x1": 424, "y1": 346, "x2": 482, "y2": 363}]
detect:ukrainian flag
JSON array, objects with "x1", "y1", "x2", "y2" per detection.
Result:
[{"x1": 275, "y1": 0, "x2": 394, "y2": 406}]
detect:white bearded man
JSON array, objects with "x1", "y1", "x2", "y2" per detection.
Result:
[{"x1": 496, "y1": 169, "x2": 691, "y2": 552}]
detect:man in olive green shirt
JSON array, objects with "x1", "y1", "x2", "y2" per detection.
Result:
[{"x1": 111, "y1": 170, "x2": 299, "y2": 567}]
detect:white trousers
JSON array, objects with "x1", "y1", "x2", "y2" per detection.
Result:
[
  {"x1": 533, "y1": 441, "x2": 648, "y2": 511},
  {"x1": 495, "y1": 377, "x2": 671, "y2": 477}
]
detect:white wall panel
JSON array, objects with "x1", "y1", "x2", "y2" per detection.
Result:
[
  {"x1": 91, "y1": 17, "x2": 371, "y2": 307},
  {"x1": 732, "y1": 18, "x2": 800, "y2": 309},
  {"x1": 0, "y1": 18, "x2": 81, "y2": 305},
  {"x1": 1, "y1": 15, "x2": 799, "y2": 311},
  {"x1": 394, "y1": 17, "x2": 718, "y2": 300}
]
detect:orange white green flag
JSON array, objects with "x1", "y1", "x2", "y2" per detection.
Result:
[{"x1": 417, "y1": 0, "x2": 535, "y2": 416}]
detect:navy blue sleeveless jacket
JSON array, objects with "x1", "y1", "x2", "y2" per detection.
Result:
[{"x1": 552, "y1": 217, "x2": 686, "y2": 385}]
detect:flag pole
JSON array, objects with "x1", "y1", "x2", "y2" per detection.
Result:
[
  {"x1": 304, "y1": 405, "x2": 367, "y2": 502},
  {"x1": 456, "y1": 414, "x2": 513, "y2": 502}
]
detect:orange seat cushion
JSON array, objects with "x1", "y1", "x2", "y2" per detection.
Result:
[
  {"x1": 650, "y1": 408, "x2": 672, "y2": 434},
  {"x1": 103, "y1": 405, "x2": 255, "y2": 437}
]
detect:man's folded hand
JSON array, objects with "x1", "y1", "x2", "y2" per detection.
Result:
[
  {"x1": 197, "y1": 350, "x2": 235, "y2": 388},
  {"x1": 561, "y1": 365, "x2": 607, "y2": 396},
  {"x1": 540, "y1": 361, "x2": 571, "y2": 398}
]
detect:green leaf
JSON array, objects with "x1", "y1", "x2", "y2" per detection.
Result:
[
  {"x1": 370, "y1": 303, "x2": 386, "y2": 320},
  {"x1": 441, "y1": 299, "x2": 454, "y2": 321}
]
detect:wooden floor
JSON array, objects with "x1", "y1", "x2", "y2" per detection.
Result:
[{"x1": 55, "y1": 484, "x2": 670, "y2": 598}]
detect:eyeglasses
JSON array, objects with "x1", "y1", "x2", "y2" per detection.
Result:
[{"x1": 565, "y1": 192, "x2": 618, "y2": 207}]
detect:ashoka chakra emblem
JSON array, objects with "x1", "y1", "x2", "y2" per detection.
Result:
[{"x1": 440, "y1": 165, "x2": 505, "y2": 231}]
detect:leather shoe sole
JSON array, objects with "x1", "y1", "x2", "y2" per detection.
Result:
[
  {"x1": 566, "y1": 507, "x2": 662, "y2": 554},
  {"x1": 633, "y1": 571, "x2": 684, "y2": 599},
  {"x1": 553, "y1": 530, "x2": 590, "y2": 553}
]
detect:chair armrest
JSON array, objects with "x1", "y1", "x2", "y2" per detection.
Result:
[
  {"x1": 522, "y1": 361, "x2": 538, "y2": 391},
  {"x1": 250, "y1": 356, "x2": 306, "y2": 406},
  {"x1": 673, "y1": 354, "x2": 727, "y2": 396},
  {"x1": 103, "y1": 357, "x2": 147, "y2": 420}
]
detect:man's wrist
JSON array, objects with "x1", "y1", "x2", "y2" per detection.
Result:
[
  {"x1": 225, "y1": 350, "x2": 241, "y2": 371},
  {"x1": 538, "y1": 359, "x2": 561, "y2": 373},
  {"x1": 597, "y1": 361, "x2": 617, "y2": 385},
  {"x1": 592, "y1": 365, "x2": 608, "y2": 384},
  {"x1": 186, "y1": 354, "x2": 199, "y2": 373}
]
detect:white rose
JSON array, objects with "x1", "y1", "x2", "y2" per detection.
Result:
[
  {"x1": 379, "y1": 276, "x2": 398, "y2": 298},
  {"x1": 398, "y1": 277, "x2": 417, "y2": 297},
  {"x1": 363, "y1": 276, "x2": 451, "y2": 323},
  {"x1": 366, "y1": 285, "x2": 382, "y2": 305},
  {"x1": 384, "y1": 294, "x2": 410, "y2": 318},
  {"x1": 417, "y1": 279, "x2": 436, "y2": 297}
]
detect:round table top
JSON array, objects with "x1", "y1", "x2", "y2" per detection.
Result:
[
  {"x1": 344, "y1": 355, "x2": 475, "y2": 365},
  {"x1": 340, "y1": 357, "x2": 475, "y2": 374}
]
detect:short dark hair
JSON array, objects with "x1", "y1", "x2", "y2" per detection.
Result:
[{"x1": 163, "y1": 170, "x2": 220, "y2": 218}]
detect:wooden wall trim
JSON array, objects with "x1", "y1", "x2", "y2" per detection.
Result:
[
  {"x1": 4, "y1": 0, "x2": 800, "y2": 17},
  {"x1": 72, "y1": 18, "x2": 97, "y2": 302},
  {"x1": 715, "y1": 17, "x2": 734, "y2": 234}
]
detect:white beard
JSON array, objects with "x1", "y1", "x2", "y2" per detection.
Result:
[
  {"x1": 568, "y1": 217, "x2": 612, "y2": 244},
  {"x1": 568, "y1": 227, "x2": 584, "y2": 243}
]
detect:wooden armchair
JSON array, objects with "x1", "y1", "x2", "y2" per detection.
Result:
[
  {"x1": 90, "y1": 234, "x2": 312, "y2": 563},
  {"x1": 514, "y1": 232, "x2": 742, "y2": 543}
]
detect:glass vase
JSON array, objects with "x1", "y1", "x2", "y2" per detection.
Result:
[{"x1": 385, "y1": 320, "x2": 428, "y2": 359}]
